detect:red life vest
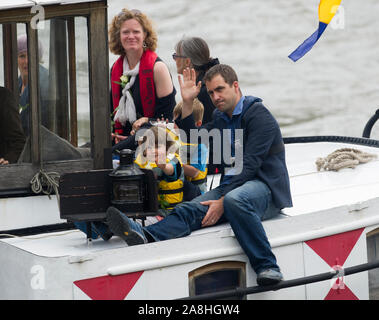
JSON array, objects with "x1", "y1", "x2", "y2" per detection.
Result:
[{"x1": 111, "y1": 49, "x2": 157, "y2": 134}]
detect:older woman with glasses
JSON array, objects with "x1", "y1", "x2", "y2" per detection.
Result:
[
  {"x1": 173, "y1": 36, "x2": 220, "y2": 175},
  {"x1": 173, "y1": 37, "x2": 219, "y2": 124},
  {"x1": 109, "y1": 8, "x2": 176, "y2": 142}
]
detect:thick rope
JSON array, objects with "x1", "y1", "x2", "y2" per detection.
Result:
[
  {"x1": 316, "y1": 148, "x2": 377, "y2": 171},
  {"x1": 30, "y1": 169, "x2": 60, "y2": 201},
  {"x1": 29, "y1": 124, "x2": 60, "y2": 202}
]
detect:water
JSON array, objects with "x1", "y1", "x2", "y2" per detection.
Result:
[
  {"x1": 107, "y1": 0, "x2": 379, "y2": 139},
  {"x1": 1, "y1": 1, "x2": 377, "y2": 141}
]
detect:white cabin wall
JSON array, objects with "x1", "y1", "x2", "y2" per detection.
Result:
[
  {"x1": 252, "y1": 243, "x2": 306, "y2": 300},
  {"x1": 0, "y1": 195, "x2": 62, "y2": 231}
]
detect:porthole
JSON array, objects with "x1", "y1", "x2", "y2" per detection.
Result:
[{"x1": 188, "y1": 261, "x2": 246, "y2": 300}]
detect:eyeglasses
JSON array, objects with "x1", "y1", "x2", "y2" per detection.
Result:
[{"x1": 172, "y1": 53, "x2": 187, "y2": 61}]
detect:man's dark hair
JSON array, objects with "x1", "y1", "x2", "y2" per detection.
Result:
[{"x1": 203, "y1": 64, "x2": 238, "y2": 86}]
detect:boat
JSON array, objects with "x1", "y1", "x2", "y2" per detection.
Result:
[{"x1": 0, "y1": 0, "x2": 379, "y2": 301}]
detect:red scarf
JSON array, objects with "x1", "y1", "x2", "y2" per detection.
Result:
[{"x1": 111, "y1": 50, "x2": 157, "y2": 134}]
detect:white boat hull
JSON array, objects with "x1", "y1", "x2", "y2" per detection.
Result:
[{"x1": 1, "y1": 141, "x2": 379, "y2": 300}]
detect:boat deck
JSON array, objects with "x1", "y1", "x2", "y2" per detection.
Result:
[{"x1": 284, "y1": 141, "x2": 379, "y2": 216}]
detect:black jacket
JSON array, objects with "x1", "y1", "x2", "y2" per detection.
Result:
[
  {"x1": 176, "y1": 95, "x2": 293, "y2": 209},
  {"x1": 0, "y1": 87, "x2": 26, "y2": 163}
]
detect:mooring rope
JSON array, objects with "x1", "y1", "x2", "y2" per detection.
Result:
[
  {"x1": 29, "y1": 125, "x2": 60, "y2": 202},
  {"x1": 316, "y1": 148, "x2": 377, "y2": 171},
  {"x1": 30, "y1": 169, "x2": 60, "y2": 200}
]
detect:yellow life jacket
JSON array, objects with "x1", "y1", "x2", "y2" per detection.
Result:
[
  {"x1": 135, "y1": 153, "x2": 184, "y2": 210},
  {"x1": 187, "y1": 166, "x2": 208, "y2": 185},
  {"x1": 179, "y1": 143, "x2": 208, "y2": 193}
]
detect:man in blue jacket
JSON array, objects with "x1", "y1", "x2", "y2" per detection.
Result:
[{"x1": 106, "y1": 64, "x2": 292, "y2": 286}]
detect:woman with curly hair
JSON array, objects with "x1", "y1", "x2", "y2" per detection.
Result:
[{"x1": 109, "y1": 8, "x2": 176, "y2": 142}]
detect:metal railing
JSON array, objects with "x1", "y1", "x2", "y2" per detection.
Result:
[{"x1": 178, "y1": 260, "x2": 379, "y2": 300}]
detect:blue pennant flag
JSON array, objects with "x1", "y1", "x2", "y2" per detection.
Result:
[{"x1": 289, "y1": 0, "x2": 342, "y2": 62}]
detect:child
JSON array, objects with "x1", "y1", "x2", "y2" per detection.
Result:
[
  {"x1": 74, "y1": 125, "x2": 184, "y2": 238},
  {"x1": 135, "y1": 125, "x2": 184, "y2": 217},
  {"x1": 173, "y1": 99, "x2": 208, "y2": 196}
]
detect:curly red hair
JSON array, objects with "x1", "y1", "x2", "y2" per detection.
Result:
[{"x1": 109, "y1": 8, "x2": 158, "y2": 55}]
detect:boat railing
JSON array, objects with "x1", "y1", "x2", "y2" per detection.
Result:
[
  {"x1": 283, "y1": 135, "x2": 379, "y2": 148},
  {"x1": 178, "y1": 259, "x2": 379, "y2": 300},
  {"x1": 362, "y1": 109, "x2": 379, "y2": 139}
]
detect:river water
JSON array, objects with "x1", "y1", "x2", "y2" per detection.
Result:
[{"x1": 108, "y1": 0, "x2": 379, "y2": 139}]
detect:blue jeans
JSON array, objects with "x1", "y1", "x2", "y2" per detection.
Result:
[{"x1": 145, "y1": 179, "x2": 281, "y2": 274}]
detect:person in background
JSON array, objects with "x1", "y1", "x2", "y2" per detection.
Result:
[
  {"x1": 0, "y1": 86, "x2": 26, "y2": 165},
  {"x1": 17, "y1": 34, "x2": 49, "y2": 136},
  {"x1": 109, "y1": 8, "x2": 176, "y2": 143}
]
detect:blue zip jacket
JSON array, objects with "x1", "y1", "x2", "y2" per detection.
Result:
[{"x1": 175, "y1": 95, "x2": 293, "y2": 209}]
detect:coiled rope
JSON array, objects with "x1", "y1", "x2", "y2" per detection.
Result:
[
  {"x1": 316, "y1": 148, "x2": 377, "y2": 171},
  {"x1": 30, "y1": 169, "x2": 60, "y2": 200},
  {"x1": 29, "y1": 125, "x2": 60, "y2": 201}
]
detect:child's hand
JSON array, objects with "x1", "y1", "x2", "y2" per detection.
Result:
[
  {"x1": 155, "y1": 146, "x2": 167, "y2": 168},
  {"x1": 156, "y1": 117, "x2": 168, "y2": 128},
  {"x1": 156, "y1": 162, "x2": 167, "y2": 170}
]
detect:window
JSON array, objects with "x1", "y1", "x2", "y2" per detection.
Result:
[
  {"x1": 0, "y1": 22, "x2": 32, "y2": 167},
  {"x1": 18, "y1": 17, "x2": 92, "y2": 163},
  {"x1": 189, "y1": 261, "x2": 246, "y2": 300},
  {"x1": 0, "y1": 1, "x2": 110, "y2": 195}
]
